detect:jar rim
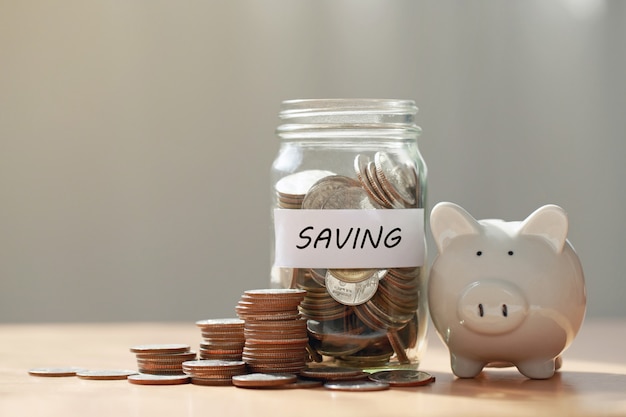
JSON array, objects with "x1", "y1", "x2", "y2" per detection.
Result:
[{"x1": 279, "y1": 98, "x2": 418, "y2": 119}]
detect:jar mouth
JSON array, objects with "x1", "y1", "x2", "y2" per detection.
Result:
[
  {"x1": 280, "y1": 98, "x2": 417, "y2": 120},
  {"x1": 278, "y1": 99, "x2": 420, "y2": 136}
]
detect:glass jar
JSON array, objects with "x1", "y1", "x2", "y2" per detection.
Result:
[{"x1": 270, "y1": 99, "x2": 427, "y2": 371}]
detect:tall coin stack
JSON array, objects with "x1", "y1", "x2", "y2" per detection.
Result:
[
  {"x1": 236, "y1": 289, "x2": 309, "y2": 374},
  {"x1": 195, "y1": 318, "x2": 245, "y2": 361}
]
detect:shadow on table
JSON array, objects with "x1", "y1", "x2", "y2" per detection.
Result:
[{"x1": 425, "y1": 369, "x2": 626, "y2": 402}]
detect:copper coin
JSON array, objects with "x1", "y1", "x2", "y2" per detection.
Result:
[
  {"x1": 324, "y1": 380, "x2": 390, "y2": 391},
  {"x1": 76, "y1": 369, "x2": 138, "y2": 380},
  {"x1": 190, "y1": 377, "x2": 233, "y2": 386},
  {"x1": 28, "y1": 367, "x2": 85, "y2": 377},
  {"x1": 130, "y1": 344, "x2": 190, "y2": 354},
  {"x1": 128, "y1": 374, "x2": 190, "y2": 385},
  {"x1": 368, "y1": 370, "x2": 435, "y2": 387},
  {"x1": 232, "y1": 373, "x2": 298, "y2": 388}
]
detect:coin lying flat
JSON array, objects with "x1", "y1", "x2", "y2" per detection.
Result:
[
  {"x1": 232, "y1": 372, "x2": 298, "y2": 388},
  {"x1": 368, "y1": 370, "x2": 435, "y2": 387},
  {"x1": 299, "y1": 366, "x2": 365, "y2": 381},
  {"x1": 129, "y1": 344, "x2": 191, "y2": 355},
  {"x1": 324, "y1": 380, "x2": 390, "y2": 392},
  {"x1": 127, "y1": 374, "x2": 190, "y2": 385},
  {"x1": 28, "y1": 367, "x2": 85, "y2": 377},
  {"x1": 76, "y1": 369, "x2": 138, "y2": 380}
]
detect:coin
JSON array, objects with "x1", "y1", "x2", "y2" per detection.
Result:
[
  {"x1": 299, "y1": 365, "x2": 364, "y2": 381},
  {"x1": 354, "y1": 154, "x2": 391, "y2": 208},
  {"x1": 195, "y1": 318, "x2": 245, "y2": 328},
  {"x1": 301, "y1": 175, "x2": 361, "y2": 210},
  {"x1": 129, "y1": 344, "x2": 190, "y2": 355},
  {"x1": 76, "y1": 369, "x2": 138, "y2": 380},
  {"x1": 325, "y1": 273, "x2": 379, "y2": 306},
  {"x1": 322, "y1": 187, "x2": 381, "y2": 210},
  {"x1": 28, "y1": 367, "x2": 84, "y2": 377},
  {"x1": 374, "y1": 151, "x2": 417, "y2": 208},
  {"x1": 232, "y1": 372, "x2": 298, "y2": 388},
  {"x1": 368, "y1": 370, "x2": 435, "y2": 387},
  {"x1": 324, "y1": 380, "x2": 390, "y2": 392},
  {"x1": 275, "y1": 170, "x2": 336, "y2": 198},
  {"x1": 127, "y1": 374, "x2": 190, "y2": 386},
  {"x1": 327, "y1": 268, "x2": 377, "y2": 284}
]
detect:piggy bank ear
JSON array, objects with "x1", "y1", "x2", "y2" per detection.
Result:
[
  {"x1": 519, "y1": 204, "x2": 568, "y2": 253},
  {"x1": 430, "y1": 202, "x2": 480, "y2": 253}
]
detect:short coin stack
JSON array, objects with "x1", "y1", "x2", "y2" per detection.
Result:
[
  {"x1": 130, "y1": 344, "x2": 196, "y2": 376},
  {"x1": 236, "y1": 289, "x2": 309, "y2": 374},
  {"x1": 181, "y1": 359, "x2": 247, "y2": 386},
  {"x1": 195, "y1": 318, "x2": 245, "y2": 361}
]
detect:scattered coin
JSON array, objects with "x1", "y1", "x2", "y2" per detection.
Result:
[
  {"x1": 76, "y1": 369, "x2": 138, "y2": 380},
  {"x1": 368, "y1": 370, "x2": 435, "y2": 387},
  {"x1": 127, "y1": 374, "x2": 190, "y2": 386},
  {"x1": 232, "y1": 372, "x2": 298, "y2": 388},
  {"x1": 28, "y1": 367, "x2": 85, "y2": 377},
  {"x1": 323, "y1": 380, "x2": 390, "y2": 392}
]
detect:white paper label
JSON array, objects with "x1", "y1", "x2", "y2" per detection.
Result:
[{"x1": 273, "y1": 208, "x2": 424, "y2": 268}]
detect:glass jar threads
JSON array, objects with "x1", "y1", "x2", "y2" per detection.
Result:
[{"x1": 270, "y1": 99, "x2": 427, "y2": 370}]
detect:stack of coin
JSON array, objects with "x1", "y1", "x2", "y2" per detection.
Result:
[
  {"x1": 274, "y1": 169, "x2": 335, "y2": 209},
  {"x1": 236, "y1": 289, "x2": 309, "y2": 374},
  {"x1": 354, "y1": 151, "x2": 418, "y2": 209},
  {"x1": 181, "y1": 359, "x2": 247, "y2": 386},
  {"x1": 195, "y1": 318, "x2": 245, "y2": 361},
  {"x1": 130, "y1": 344, "x2": 196, "y2": 375}
]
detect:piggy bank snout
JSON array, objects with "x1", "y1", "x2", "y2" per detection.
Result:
[{"x1": 458, "y1": 280, "x2": 529, "y2": 335}]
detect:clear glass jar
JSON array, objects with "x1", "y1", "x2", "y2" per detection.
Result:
[{"x1": 270, "y1": 99, "x2": 427, "y2": 371}]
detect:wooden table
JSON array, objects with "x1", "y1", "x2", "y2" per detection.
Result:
[{"x1": 1, "y1": 319, "x2": 625, "y2": 417}]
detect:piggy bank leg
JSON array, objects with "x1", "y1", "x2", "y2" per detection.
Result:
[
  {"x1": 516, "y1": 358, "x2": 558, "y2": 379},
  {"x1": 451, "y1": 354, "x2": 485, "y2": 378}
]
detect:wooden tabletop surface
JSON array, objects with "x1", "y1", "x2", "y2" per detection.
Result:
[{"x1": 1, "y1": 319, "x2": 625, "y2": 417}]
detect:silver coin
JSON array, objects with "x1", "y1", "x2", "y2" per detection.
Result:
[
  {"x1": 325, "y1": 273, "x2": 379, "y2": 306},
  {"x1": 327, "y1": 268, "x2": 378, "y2": 283},
  {"x1": 76, "y1": 369, "x2": 138, "y2": 380},
  {"x1": 368, "y1": 370, "x2": 435, "y2": 387},
  {"x1": 275, "y1": 170, "x2": 336, "y2": 197},
  {"x1": 28, "y1": 367, "x2": 85, "y2": 377},
  {"x1": 324, "y1": 380, "x2": 390, "y2": 391},
  {"x1": 322, "y1": 187, "x2": 381, "y2": 210},
  {"x1": 301, "y1": 175, "x2": 360, "y2": 209},
  {"x1": 374, "y1": 151, "x2": 417, "y2": 207}
]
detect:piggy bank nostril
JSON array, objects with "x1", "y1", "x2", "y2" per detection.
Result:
[
  {"x1": 478, "y1": 303, "x2": 484, "y2": 317},
  {"x1": 502, "y1": 304, "x2": 508, "y2": 317}
]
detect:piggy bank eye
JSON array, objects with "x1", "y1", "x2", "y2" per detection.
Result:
[
  {"x1": 476, "y1": 251, "x2": 483, "y2": 256},
  {"x1": 508, "y1": 250, "x2": 514, "y2": 256}
]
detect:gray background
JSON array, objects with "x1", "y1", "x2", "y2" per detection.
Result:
[{"x1": 1, "y1": 0, "x2": 624, "y2": 323}]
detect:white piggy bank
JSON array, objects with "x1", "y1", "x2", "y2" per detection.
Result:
[{"x1": 428, "y1": 202, "x2": 586, "y2": 379}]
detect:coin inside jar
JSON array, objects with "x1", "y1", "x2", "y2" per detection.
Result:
[
  {"x1": 325, "y1": 272, "x2": 379, "y2": 306},
  {"x1": 327, "y1": 268, "x2": 377, "y2": 283}
]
